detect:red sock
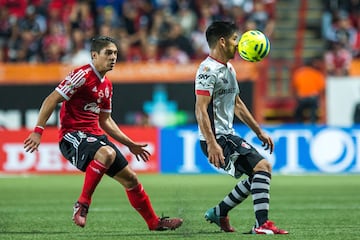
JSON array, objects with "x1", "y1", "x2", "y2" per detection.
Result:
[
  {"x1": 78, "y1": 160, "x2": 107, "y2": 206},
  {"x1": 126, "y1": 183, "x2": 159, "y2": 229}
]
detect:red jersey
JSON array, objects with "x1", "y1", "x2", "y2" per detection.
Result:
[{"x1": 55, "y1": 63, "x2": 112, "y2": 140}]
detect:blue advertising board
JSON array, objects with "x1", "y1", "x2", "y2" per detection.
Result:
[{"x1": 160, "y1": 124, "x2": 360, "y2": 174}]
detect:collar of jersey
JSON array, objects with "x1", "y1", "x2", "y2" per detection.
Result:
[
  {"x1": 90, "y1": 62, "x2": 105, "y2": 83},
  {"x1": 208, "y1": 55, "x2": 228, "y2": 67}
]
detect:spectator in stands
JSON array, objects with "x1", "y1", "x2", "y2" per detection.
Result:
[
  {"x1": 117, "y1": 36, "x2": 143, "y2": 62},
  {"x1": 292, "y1": 56, "x2": 326, "y2": 124},
  {"x1": 246, "y1": 0, "x2": 276, "y2": 37},
  {"x1": 227, "y1": 4, "x2": 247, "y2": 33},
  {"x1": 141, "y1": 41, "x2": 160, "y2": 62},
  {"x1": 0, "y1": 0, "x2": 279, "y2": 63},
  {"x1": 7, "y1": 5, "x2": 44, "y2": 62},
  {"x1": 173, "y1": 0, "x2": 198, "y2": 38},
  {"x1": 350, "y1": 8, "x2": 360, "y2": 58},
  {"x1": 42, "y1": 21, "x2": 69, "y2": 62},
  {"x1": 160, "y1": 43, "x2": 190, "y2": 64},
  {"x1": 190, "y1": 20, "x2": 209, "y2": 59},
  {"x1": 69, "y1": 0, "x2": 95, "y2": 42},
  {"x1": 95, "y1": 0, "x2": 123, "y2": 28},
  {"x1": 160, "y1": 22, "x2": 194, "y2": 59},
  {"x1": 0, "y1": 7, "x2": 16, "y2": 62},
  {"x1": 324, "y1": 10, "x2": 357, "y2": 51},
  {"x1": 196, "y1": 2, "x2": 217, "y2": 32},
  {"x1": 0, "y1": 0, "x2": 27, "y2": 20},
  {"x1": 324, "y1": 40, "x2": 353, "y2": 76},
  {"x1": 62, "y1": 27, "x2": 91, "y2": 65}
]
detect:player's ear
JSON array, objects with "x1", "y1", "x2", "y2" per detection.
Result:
[
  {"x1": 91, "y1": 51, "x2": 97, "y2": 60},
  {"x1": 219, "y1": 37, "x2": 226, "y2": 47}
]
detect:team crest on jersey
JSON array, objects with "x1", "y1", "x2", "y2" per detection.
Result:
[
  {"x1": 202, "y1": 66, "x2": 210, "y2": 72},
  {"x1": 105, "y1": 87, "x2": 110, "y2": 98},
  {"x1": 86, "y1": 137, "x2": 98, "y2": 143},
  {"x1": 241, "y1": 141, "x2": 251, "y2": 149}
]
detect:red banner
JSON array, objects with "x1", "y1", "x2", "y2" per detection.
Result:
[{"x1": 0, "y1": 127, "x2": 160, "y2": 174}]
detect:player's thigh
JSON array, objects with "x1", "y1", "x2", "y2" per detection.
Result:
[
  {"x1": 59, "y1": 132, "x2": 108, "y2": 172},
  {"x1": 221, "y1": 135, "x2": 267, "y2": 176},
  {"x1": 102, "y1": 140, "x2": 129, "y2": 177}
]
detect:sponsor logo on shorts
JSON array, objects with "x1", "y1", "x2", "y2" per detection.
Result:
[
  {"x1": 241, "y1": 141, "x2": 251, "y2": 149},
  {"x1": 86, "y1": 137, "x2": 97, "y2": 143}
]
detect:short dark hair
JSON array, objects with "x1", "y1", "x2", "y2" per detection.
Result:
[
  {"x1": 205, "y1": 21, "x2": 237, "y2": 48},
  {"x1": 90, "y1": 36, "x2": 118, "y2": 53}
]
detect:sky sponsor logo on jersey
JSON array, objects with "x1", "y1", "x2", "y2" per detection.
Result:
[{"x1": 197, "y1": 74, "x2": 210, "y2": 80}]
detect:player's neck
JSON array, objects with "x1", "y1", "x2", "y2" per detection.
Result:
[
  {"x1": 209, "y1": 49, "x2": 229, "y2": 64},
  {"x1": 92, "y1": 63, "x2": 107, "y2": 78}
]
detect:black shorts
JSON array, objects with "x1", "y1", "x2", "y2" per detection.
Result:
[
  {"x1": 200, "y1": 134, "x2": 264, "y2": 178},
  {"x1": 59, "y1": 131, "x2": 128, "y2": 177}
]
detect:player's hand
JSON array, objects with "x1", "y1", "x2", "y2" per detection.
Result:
[
  {"x1": 207, "y1": 141, "x2": 225, "y2": 168},
  {"x1": 257, "y1": 131, "x2": 274, "y2": 154},
  {"x1": 128, "y1": 143, "x2": 151, "y2": 162},
  {"x1": 24, "y1": 132, "x2": 42, "y2": 153}
]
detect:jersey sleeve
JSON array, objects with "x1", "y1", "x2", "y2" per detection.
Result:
[
  {"x1": 195, "y1": 65, "x2": 216, "y2": 97},
  {"x1": 55, "y1": 68, "x2": 87, "y2": 100}
]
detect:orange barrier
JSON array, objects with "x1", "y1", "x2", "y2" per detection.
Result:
[
  {"x1": 0, "y1": 60, "x2": 259, "y2": 84},
  {"x1": 350, "y1": 59, "x2": 360, "y2": 76}
]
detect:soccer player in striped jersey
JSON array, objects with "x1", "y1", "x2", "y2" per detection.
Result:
[
  {"x1": 24, "y1": 36, "x2": 183, "y2": 231},
  {"x1": 195, "y1": 21, "x2": 288, "y2": 234}
]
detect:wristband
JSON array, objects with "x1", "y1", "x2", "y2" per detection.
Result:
[{"x1": 34, "y1": 126, "x2": 44, "y2": 135}]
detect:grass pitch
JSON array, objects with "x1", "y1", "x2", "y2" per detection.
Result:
[{"x1": 0, "y1": 174, "x2": 359, "y2": 240}]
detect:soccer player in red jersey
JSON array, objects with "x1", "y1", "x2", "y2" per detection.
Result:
[{"x1": 24, "y1": 36, "x2": 183, "y2": 231}]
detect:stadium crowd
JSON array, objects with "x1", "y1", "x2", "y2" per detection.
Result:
[
  {"x1": 0, "y1": 0, "x2": 276, "y2": 64},
  {"x1": 322, "y1": 0, "x2": 360, "y2": 76}
]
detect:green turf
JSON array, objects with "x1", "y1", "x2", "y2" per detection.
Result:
[{"x1": 0, "y1": 174, "x2": 359, "y2": 240}]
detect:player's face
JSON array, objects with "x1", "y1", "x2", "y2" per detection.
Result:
[
  {"x1": 93, "y1": 43, "x2": 118, "y2": 74},
  {"x1": 226, "y1": 32, "x2": 239, "y2": 59}
]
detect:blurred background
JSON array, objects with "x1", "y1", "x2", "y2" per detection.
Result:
[{"x1": 0, "y1": 0, "x2": 360, "y2": 175}]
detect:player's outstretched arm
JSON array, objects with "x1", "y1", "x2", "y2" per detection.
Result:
[
  {"x1": 99, "y1": 112, "x2": 150, "y2": 162},
  {"x1": 24, "y1": 91, "x2": 65, "y2": 153}
]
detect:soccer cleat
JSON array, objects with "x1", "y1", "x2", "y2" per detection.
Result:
[
  {"x1": 204, "y1": 208, "x2": 235, "y2": 232},
  {"x1": 252, "y1": 220, "x2": 288, "y2": 234},
  {"x1": 150, "y1": 216, "x2": 183, "y2": 231},
  {"x1": 72, "y1": 201, "x2": 89, "y2": 228}
]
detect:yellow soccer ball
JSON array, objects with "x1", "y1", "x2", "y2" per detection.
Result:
[{"x1": 238, "y1": 30, "x2": 270, "y2": 62}]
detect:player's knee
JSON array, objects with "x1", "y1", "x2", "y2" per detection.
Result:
[
  {"x1": 253, "y1": 159, "x2": 272, "y2": 173},
  {"x1": 95, "y1": 146, "x2": 116, "y2": 168}
]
